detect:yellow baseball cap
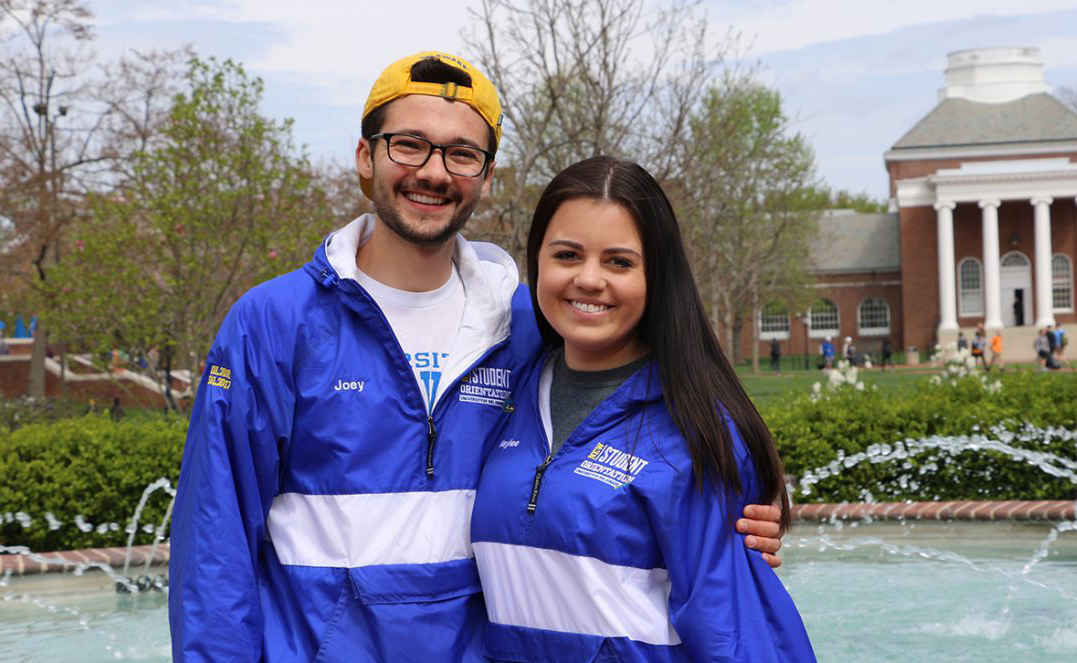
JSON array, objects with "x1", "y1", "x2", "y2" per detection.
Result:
[{"x1": 360, "y1": 52, "x2": 503, "y2": 198}]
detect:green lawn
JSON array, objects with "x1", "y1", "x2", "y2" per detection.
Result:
[
  {"x1": 736, "y1": 359, "x2": 1046, "y2": 408},
  {"x1": 736, "y1": 366, "x2": 928, "y2": 408}
]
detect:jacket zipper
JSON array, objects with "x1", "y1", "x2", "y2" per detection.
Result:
[
  {"x1": 318, "y1": 268, "x2": 338, "y2": 288},
  {"x1": 527, "y1": 352, "x2": 560, "y2": 514},
  {"x1": 426, "y1": 415, "x2": 437, "y2": 478},
  {"x1": 527, "y1": 453, "x2": 553, "y2": 514},
  {"x1": 322, "y1": 265, "x2": 513, "y2": 481},
  {"x1": 524, "y1": 349, "x2": 644, "y2": 514},
  {"x1": 424, "y1": 336, "x2": 511, "y2": 478}
]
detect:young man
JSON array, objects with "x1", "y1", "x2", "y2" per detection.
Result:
[{"x1": 169, "y1": 52, "x2": 784, "y2": 662}]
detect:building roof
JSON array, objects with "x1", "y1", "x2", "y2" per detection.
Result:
[
  {"x1": 811, "y1": 212, "x2": 901, "y2": 274},
  {"x1": 891, "y1": 94, "x2": 1077, "y2": 150}
]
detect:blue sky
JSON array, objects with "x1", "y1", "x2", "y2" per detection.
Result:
[{"x1": 89, "y1": 0, "x2": 1077, "y2": 200}]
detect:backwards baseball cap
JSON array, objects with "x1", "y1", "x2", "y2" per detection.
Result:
[{"x1": 360, "y1": 52, "x2": 503, "y2": 198}]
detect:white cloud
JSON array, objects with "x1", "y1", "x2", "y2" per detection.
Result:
[
  {"x1": 182, "y1": 0, "x2": 475, "y2": 106},
  {"x1": 86, "y1": 0, "x2": 1077, "y2": 196},
  {"x1": 709, "y1": 0, "x2": 1076, "y2": 53}
]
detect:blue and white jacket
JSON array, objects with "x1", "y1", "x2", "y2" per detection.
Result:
[
  {"x1": 169, "y1": 216, "x2": 540, "y2": 662},
  {"x1": 471, "y1": 353, "x2": 816, "y2": 662}
]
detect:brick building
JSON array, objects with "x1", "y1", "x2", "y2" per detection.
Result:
[{"x1": 745, "y1": 47, "x2": 1077, "y2": 364}]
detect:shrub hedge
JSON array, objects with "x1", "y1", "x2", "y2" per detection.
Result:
[
  {"x1": 0, "y1": 415, "x2": 184, "y2": 552},
  {"x1": 0, "y1": 397, "x2": 95, "y2": 432},
  {"x1": 764, "y1": 371, "x2": 1077, "y2": 504},
  {"x1": 2, "y1": 370, "x2": 1075, "y2": 552}
]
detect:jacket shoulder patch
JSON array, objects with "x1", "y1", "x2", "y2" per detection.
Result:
[{"x1": 207, "y1": 364, "x2": 232, "y2": 390}]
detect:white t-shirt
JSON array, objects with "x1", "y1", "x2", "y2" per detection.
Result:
[
  {"x1": 326, "y1": 223, "x2": 465, "y2": 412},
  {"x1": 355, "y1": 266, "x2": 465, "y2": 412}
]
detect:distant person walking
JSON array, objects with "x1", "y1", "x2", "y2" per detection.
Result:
[
  {"x1": 971, "y1": 327, "x2": 988, "y2": 370},
  {"x1": 956, "y1": 331, "x2": 968, "y2": 351},
  {"x1": 845, "y1": 339, "x2": 858, "y2": 366},
  {"x1": 110, "y1": 397, "x2": 126, "y2": 422},
  {"x1": 1035, "y1": 329, "x2": 1051, "y2": 371},
  {"x1": 1048, "y1": 326, "x2": 1064, "y2": 360},
  {"x1": 880, "y1": 338, "x2": 893, "y2": 371},
  {"x1": 770, "y1": 338, "x2": 782, "y2": 373},
  {"x1": 989, "y1": 331, "x2": 1003, "y2": 371},
  {"x1": 821, "y1": 335, "x2": 835, "y2": 370}
]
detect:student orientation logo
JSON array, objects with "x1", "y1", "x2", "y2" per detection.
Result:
[
  {"x1": 574, "y1": 442, "x2": 649, "y2": 489},
  {"x1": 459, "y1": 366, "x2": 512, "y2": 408}
]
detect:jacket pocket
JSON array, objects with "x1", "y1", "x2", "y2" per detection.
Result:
[
  {"x1": 482, "y1": 622, "x2": 608, "y2": 662},
  {"x1": 311, "y1": 581, "x2": 353, "y2": 663},
  {"x1": 347, "y1": 557, "x2": 481, "y2": 605},
  {"x1": 311, "y1": 562, "x2": 486, "y2": 662}
]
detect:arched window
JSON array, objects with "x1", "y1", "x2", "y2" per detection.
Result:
[
  {"x1": 809, "y1": 299, "x2": 839, "y2": 338},
  {"x1": 958, "y1": 258, "x2": 983, "y2": 316},
  {"x1": 1000, "y1": 252, "x2": 1029, "y2": 267},
  {"x1": 1054, "y1": 254, "x2": 1074, "y2": 312},
  {"x1": 758, "y1": 301, "x2": 790, "y2": 340},
  {"x1": 858, "y1": 298, "x2": 890, "y2": 335}
]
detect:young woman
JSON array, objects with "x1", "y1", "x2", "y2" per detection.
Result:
[{"x1": 471, "y1": 156, "x2": 814, "y2": 662}]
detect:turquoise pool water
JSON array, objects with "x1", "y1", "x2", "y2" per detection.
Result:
[
  {"x1": 2, "y1": 521, "x2": 1075, "y2": 661},
  {"x1": 784, "y1": 521, "x2": 1077, "y2": 662}
]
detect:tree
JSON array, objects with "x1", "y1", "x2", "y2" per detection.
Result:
[
  {"x1": 812, "y1": 186, "x2": 887, "y2": 213},
  {"x1": 1057, "y1": 84, "x2": 1077, "y2": 113},
  {"x1": 0, "y1": 1, "x2": 185, "y2": 398},
  {"x1": 0, "y1": 0, "x2": 99, "y2": 397},
  {"x1": 311, "y1": 159, "x2": 374, "y2": 223},
  {"x1": 46, "y1": 58, "x2": 336, "y2": 408},
  {"x1": 463, "y1": 0, "x2": 737, "y2": 266},
  {"x1": 96, "y1": 47, "x2": 193, "y2": 183},
  {"x1": 676, "y1": 79, "x2": 822, "y2": 367},
  {"x1": 462, "y1": 0, "x2": 821, "y2": 364}
]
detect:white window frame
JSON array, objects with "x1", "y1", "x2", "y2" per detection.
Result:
[
  {"x1": 1053, "y1": 253, "x2": 1074, "y2": 313},
  {"x1": 1000, "y1": 252, "x2": 1029, "y2": 267},
  {"x1": 758, "y1": 302, "x2": 790, "y2": 341},
  {"x1": 958, "y1": 257, "x2": 984, "y2": 317},
  {"x1": 808, "y1": 299, "x2": 839, "y2": 339},
  {"x1": 857, "y1": 297, "x2": 891, "y2": 336}
]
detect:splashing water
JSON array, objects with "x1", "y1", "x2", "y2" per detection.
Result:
[
  {"x1": 797, "y1": 424, "x2": 1077, "y2": 498},
  {"x1": 121, "y1": 478, "x2": 176, "y2": 577},
  {"x1": 791, "y1": 419, "x2": 1077, "y2": 650}
]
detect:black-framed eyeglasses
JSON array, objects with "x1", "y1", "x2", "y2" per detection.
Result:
[{"x1": 370, "y1": 133, "x2": 493, "y2": 178}]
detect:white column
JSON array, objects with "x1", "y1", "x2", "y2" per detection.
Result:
[
  {"x1": 935, "y1": 201, "x2": 958, "y2": 331},
  {"x1": 979, "y1": 199, "x2": 1003, "y2": 330},
  {"x1": 1031, "y1": 196, "x2": 1055, "y2": 327}
]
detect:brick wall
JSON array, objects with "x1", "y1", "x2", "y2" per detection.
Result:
[
  {"x1": 0, "y1": 357, "x2": 169, "y2": 409},
  {"x1": 736, "y1": 270, "x2": 904, "y2": 363}
]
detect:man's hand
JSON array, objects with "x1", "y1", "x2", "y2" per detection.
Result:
[{"x1": 737, "y1": 504, "x2": 784, "y2": 569}]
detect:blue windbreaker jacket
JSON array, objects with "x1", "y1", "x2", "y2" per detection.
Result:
[
  {"x1": 169, "y1": 217, "x2": 540, "y2": 662},
  {"x1": 471, "y1": 353, "x2": 816, "y2": 662}
]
